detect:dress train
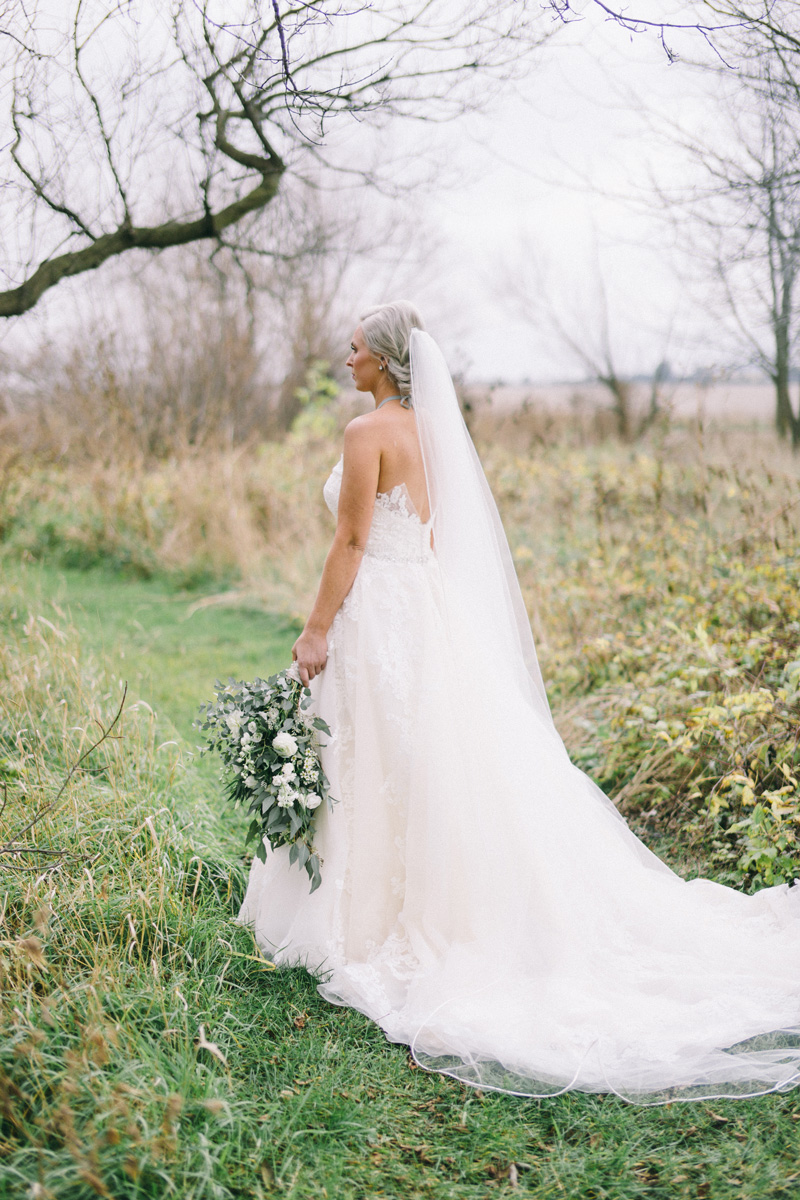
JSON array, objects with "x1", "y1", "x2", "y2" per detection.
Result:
[{"x1": 236, "y1": 458, "x2": 800, "y2": 1104}]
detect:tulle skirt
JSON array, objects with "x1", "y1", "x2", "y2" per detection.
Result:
[{"x1": 236, "y1": 553, "x2": 800, "y2": 1104}]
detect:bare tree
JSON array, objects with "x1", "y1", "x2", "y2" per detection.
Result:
[
  {"x1": 501, "y1": 251, "x2": 674, "y2": 440},
  {"x1": 550, "y1": 0, "x2": 800, "y2": 62},
  {"x1": 0, "y1": 180, "x2": 434, "y2": 455},
  {"x1": 0, "y1": 0, "x2": 550, "y2": 319},
  {"x1": 704, "y1": 0, "x2": 800, "y2": 57},
  {"x1": 658, "y1": 48, "x2": 800, "y2": 445}
]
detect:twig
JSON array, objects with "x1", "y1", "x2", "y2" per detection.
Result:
[
  {"x1": 0, "y1": 849, "x2": 101, "y2": 874},
  {"x1": 549, "y1": 0, "x2": 742, "y2": 66},
  {"x1": 611, "y1": 745, "x2": 677, "y2": 809},
  {"x1": 724, "y1": 495, "x2": 800, "y2": 547},
  {"x1": 0, "y1": 685, "x2": 127, "y2": 869},
  {"x1": 272, "y1": 0, "x2": 299, "y2": 95}
]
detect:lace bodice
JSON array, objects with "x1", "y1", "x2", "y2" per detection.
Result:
[{"x1": 323, "y1": 456, "x2": 434, "y2": 565}]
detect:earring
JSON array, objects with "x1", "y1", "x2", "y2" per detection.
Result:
[{"x1": 378, "y1": 364, "x2": 385, "y2": 371}]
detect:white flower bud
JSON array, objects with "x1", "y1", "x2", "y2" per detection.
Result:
[{"x1": 273, "y1": 732, "x2": 298, "y2": 758}]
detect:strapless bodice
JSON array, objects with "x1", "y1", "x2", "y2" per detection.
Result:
[{"x1": 323, "y1": 457, "x2": 434, "y2": 565}]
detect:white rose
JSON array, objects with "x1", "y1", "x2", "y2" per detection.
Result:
[
  {"x1": 225, "y1": 710, "x2": 244, "y2": 735},
  {"x1": 245, "y1": 775, "x2": 257, "y2": 789},
  {"x1": 273, "y1": 732, "x2": 298, "y2": 758},
  {"x1": 304, "y1": 793, "x2": 322, "y2": 810}
]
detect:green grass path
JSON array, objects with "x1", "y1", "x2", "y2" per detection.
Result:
[
  {"x1": 9, "y1": 563, "x2": 300, "y2": 742},
  {"x1": 4, "y1": 562, "x2": 800, "y2": 1200}
]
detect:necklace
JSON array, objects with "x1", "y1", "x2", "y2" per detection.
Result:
[{"x1": 376, "y1": 393, "x2": 411, "y2": 409}]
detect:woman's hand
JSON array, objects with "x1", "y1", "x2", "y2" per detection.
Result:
[{"x1": 292, "y1": 627, "x2": 328, "y2": 686}]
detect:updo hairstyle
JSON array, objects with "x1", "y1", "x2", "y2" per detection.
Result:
[{"x1": 360, "y1": 301, "x2": 425, "y2": 398}]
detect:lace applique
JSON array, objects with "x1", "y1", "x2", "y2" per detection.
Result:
[
  {"x1": 375, "y1": 482, "x2": 421, "y2": 522},
  {"x1": 360, "y1": 932, "x2": 421, "y2": 987},
  {"x1": 372, "y1": 931, "x2": 420, "y2": 983},
  {"x1": 378, "y1": 777, "x2": 401, "y2": 808},
  {"x1": 390, "y1": 832, "x2": 407, "y2": 897},
  {"x1": 323, "y1": 456, "x2": 434, "y2": 566}
]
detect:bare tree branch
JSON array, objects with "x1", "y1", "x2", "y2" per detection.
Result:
[
  {"x1": 704, "y1": 0, "x2": 800, "y2": 56},
  {"x1": 72, "y1": 0, "x2": 132, "y2": 221},
  {"x1": 0, "y1": 0, "x2": 551, "y2": 316},
  {"x1": 9, "y1": 85, "x2": 96, "y2": 239},
  {"x1": 549, "y1": 0, "x2": 745, "y2": 63},
  {"x1": 0, "y1": 161, "x2": 283, "y2": 316},
  {"x1": 499, "y1": 245, "x2": 673, "y2": 440}
]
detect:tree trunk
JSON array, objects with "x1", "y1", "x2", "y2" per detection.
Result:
[
  {"x1": 600, "y1": 373, "x2": 632, "y2": 440},
  {"x1": 772, "y1": 373, "x2": 800, "y2": 449},
  {"x1": 774, "y1": 372, "x2": 792, "y2": 439},
  {"x1": 773, "y1": 319, "x2": 800, "y2": 447},
  {"x1": 774, "y1": 313, "x2": 793, "y2": 439}
]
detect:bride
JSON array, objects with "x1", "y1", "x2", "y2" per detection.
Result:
[{"x1": 236, "y1": 301, "x2": 800, "y2": 1105}]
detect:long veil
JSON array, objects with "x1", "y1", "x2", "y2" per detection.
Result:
[
  {"x1": 410, "y1": 329, "x2": 553, "y2": 723},
  {"x1": 405, "y1": 328, "x2": 800, "y2": 1105}
]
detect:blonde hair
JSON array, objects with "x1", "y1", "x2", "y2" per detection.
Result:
[{"x1": 360, "y1": 300, "x2": 425, "y2": 397}]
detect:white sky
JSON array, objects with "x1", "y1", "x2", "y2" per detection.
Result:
[
  {"x1": 1, "y1": 2, "x2": 753, "y2": 384},
  {"x1": 389, "y1": 7, "x2": 736, "y2": 380}
]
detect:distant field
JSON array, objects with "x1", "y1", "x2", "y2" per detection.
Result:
[
  {"x1": 336, "y1": 381, "x2": 779, "y2": 424},
  {"x1": 464, "y1": 381, "x2": 778, "y2": 421}
]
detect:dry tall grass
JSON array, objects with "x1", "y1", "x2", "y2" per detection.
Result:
[
  {"x1": 1, "y1": 408, "x2": 799, "y2": 889},
  {"x1": 0, "y1": 578, "x2": 269, "y2": 1195},
  {"x1": 2, "y1": 414, "x2": 796, "y2": 616},
  {"x1": 0, "y1": 244, "x2": 355, "y2": 464}
]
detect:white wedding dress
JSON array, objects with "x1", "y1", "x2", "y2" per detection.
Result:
[{"x1": 237, "y1": 333, "x2": 800, "y2": 1105}]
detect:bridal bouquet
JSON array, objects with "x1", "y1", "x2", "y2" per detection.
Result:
[{"x1": 196, "y1": 667, "x2": 334, "y2": 892}]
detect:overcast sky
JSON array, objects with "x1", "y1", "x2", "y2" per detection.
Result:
[
  {"x1": 392, "y1": 6, "x2": 735, "y2": 381},
  {"x1": 1, "y1": 2, "x2": 752, "y2": 385}
]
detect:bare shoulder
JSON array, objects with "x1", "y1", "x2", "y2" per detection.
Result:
[
  {"x1": 344, "y1": 411, "x2": 379, "y2": 438},
  {"x1": 342, "y1": 413, "x2": 382, "y2": 477},
  {"x1": 343, "y1": 411, "x2": 384, "y2": 452}
]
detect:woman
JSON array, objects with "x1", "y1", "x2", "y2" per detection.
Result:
[{"x1": 237, "y1": 301, "x2": 800, "y2": 1105}]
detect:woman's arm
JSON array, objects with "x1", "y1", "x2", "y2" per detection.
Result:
[{"x1": 292, "y1": 418, "x2": 381, "y2": 685}]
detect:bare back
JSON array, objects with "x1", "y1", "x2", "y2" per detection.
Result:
[{"x1": 372, "y1": 405, "x2": 430, "y2": 522}]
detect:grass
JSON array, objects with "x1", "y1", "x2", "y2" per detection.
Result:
[
  {"x1": 1, "y1": 566, "x2": 799, "y2": 1200},
  {"x1": 4, "y1": 562, "x2": 301, "y2": 743},
  {"x1": 2, "y1": 421, "x2": 800, "y2": 1197}
]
